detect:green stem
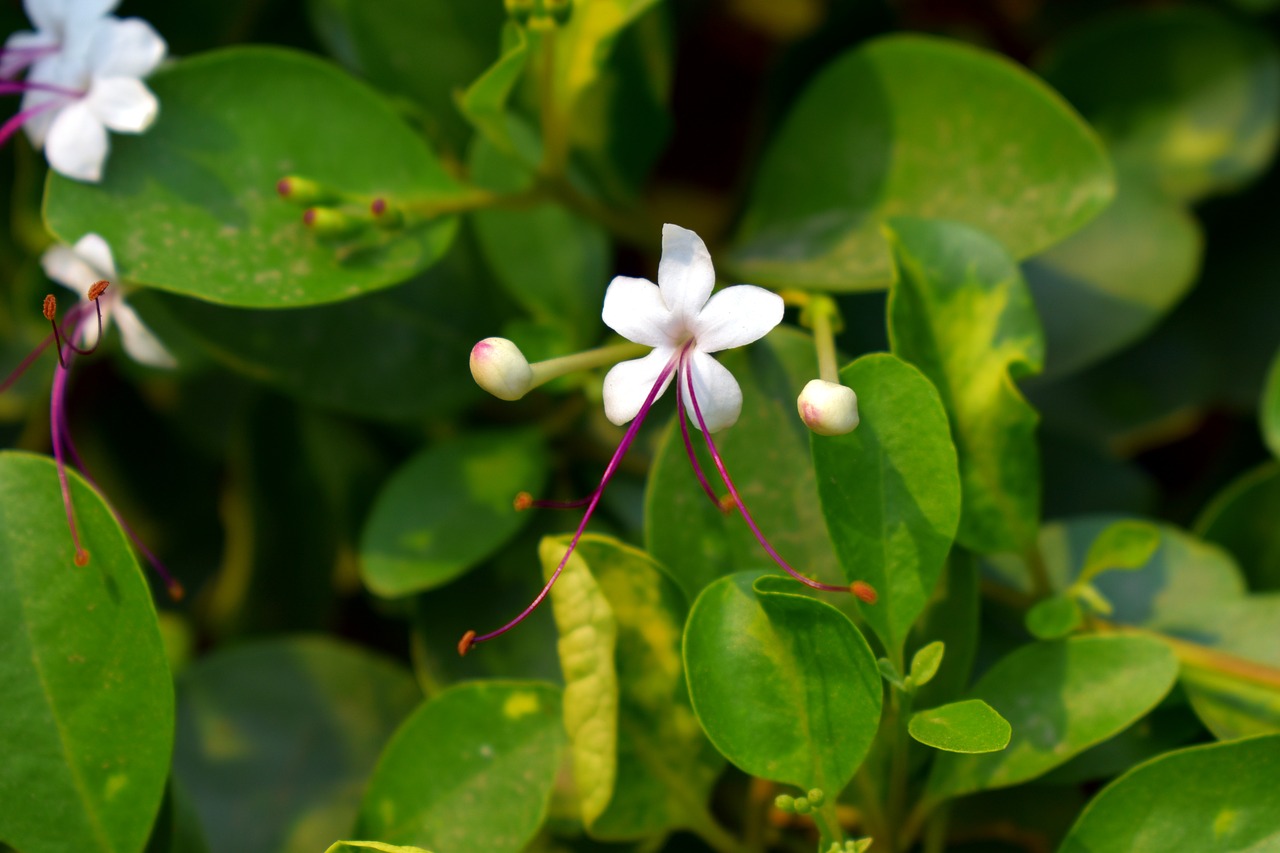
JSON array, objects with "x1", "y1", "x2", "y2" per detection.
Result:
[
  {"x1": 544, "y1": 179, "x2": 660, "y2": 250},
  {"x1": 886, "y1": 689, "x2": 914, "y2": 852},
  {"x1": 811, "y1": 800, "x2": 845, "y2": 849},
  {"x1": 922, "y1": 802, "x2": 951, "y2": 853},
  {"x1": 536, "y1": 27, "x2": 568, "y2": 179},
  {"x1": 402, "y1": 187, "x2": 541, "y2": 219},
  {"x1": 528, "y1": 342, "x2": 648, "y2": 388},
  {"x1": 683, "y1": 801, "x2": 751, "y2": 853},
  {"x1": 812, "y1": 306, "x2": 840, "y2": 384},
  {"x1": 1023, "y1": 543, "x2": 1053, "y2": 599},
  {"x1": 852, "y1": 765, "x2": 889, "y2": 843}
]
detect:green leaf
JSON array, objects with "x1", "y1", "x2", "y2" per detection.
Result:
[
  {"x1": 470, "y1": 132, "x2": 610, "y2": 348},
  {"x1": 1180, "y1": 665, "x2": 1280, "y2": 741},
  {"x1": 731, "y1": 34, "x2": 1113, "y2": 291},
  {"x1": 540, "y1": 535, "x2": 722, "y2": 838},
  {"x1": 908, "y1": 641, "x2": 945, "y2": 690},
  {"x1": 457, "y1": 24, "x2": 534, "y2": 156},
  {"x1": 0, "y1": 451, "x2": 173, "y2": 853},
  {"x1": 878, "y1": 658, "x2": 906, "y2": 690},
  {"x1": 308, "y1": 0, "x2": 507, "y2": 150},
  {"x1": 1196, "y1": 462, "x2": 1280, "y2": 591},
  {"x1": 684, "y1": 572, "x2": 882, "y2": 792},
  {"x1": 887, "y1": 217, "x2": 1045, "y2": 554},
  {"x1": 1023, "y1": 169, "x2": 1202, "y2": 378},
  {"x1": 357, "y1": 681, "x2": 565, "y2": 853},
  {"x1": 1264, "y1": 347, "x2": 1280, "y2": 459},
  {"x1": 1060, "y1": 735, "x2": 1280, "y2": 852},
  {"x1": 144, "y1": 781, "x2": 211, "y2": 853},
  {"x1": 1025, "y1": 595, "x2": 1084, "y2": 640},
  {"x1": 646, "y1": 327, "x2": 838, "y2": 598},
  {"x1": 550, "y1": 0, "x2": 662, "y2": 122},
  {"x1": 909, "y1": 700, "x2": 1011, "y2": 754},
  {"x1": 325, "y1": 843, "x2": 433, "y2": 853},
  {"x1": 1042, "y1": 6, "x2": 1280, "y2": 203},
  {"x1": 360, "y1": 431, "x2": 550, "y2": 597},
  {"x1": 1079, "y1": 519, "x2": 1163, "y2": 585},
  {"x1": 925, "y1": 635, "x2": 1178, "y2": 801},
  {"x1": 142, "y1": 227, "x2": 497, "y2": 421},
  {"x1": 174, "y1": 637, "x2": 421, "y2": 853},
  {"x1": 812, "y1": 352, "x2": 961, "y2": 654},
  {"x1": 44, "y1": 47, "x2": 464, "y2": 308}
]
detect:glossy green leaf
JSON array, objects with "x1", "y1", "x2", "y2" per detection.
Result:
[
  {"x1": 1043, "y1": 702, "x2": 1204, "y2": 785},
  {"x1": 44, "y1": 47, "x2": 463, "y2": 308},
  {"x1": 541, "y1": 535, "x2": 721, "y2": 838},
  {"x1": 926, "y1": 636, "x2": 1178, "y2": 801},
  {"x1": 731, "y1": 34, "x2": 1113, "y2": 290},
  {"x1": 908, "y1": 641, "x2": 945, "y2": 690},
  {"x1": 471, "y1": 134, "x2": 609, "y2": 348},
  {"x1": 356, "y1": 681, "x2": 565, "y2": 853},
  {"x1": 684, "y1": 572, "x2": 882, "y2": 792},
  {"x1": 646, "y1": 327, "x2": 838, "y2": 598},
  {"x1": 812, "y1": 352, "x2": 960, "y2": 654},
  {"x1": 550, "y1": 0, "x2": 661, "y2": 122},
  {"x1": 144, "y1": 781, "x2": 211, "y2": 853},
  {"x1": 0, "y1": 451, "x2": 173, "y2": 853},
  {"x1": 360, "y1": 430, "x2": 550, "y2": 597},
  {"x1": 1025, "y1": 595, "x2": 1083, "y2": 640},
  {"x1": 1181, "y1": 665, "x2": 1280, "y2": 741},
  {"x1": 909, "y1": 700, "x2": 1011, "y2": 754},
  {"x1": 142, "y1": 227, "x2": 497, "y2": 421},
  {"x1": 1042, "y1": 6, "x2": 1280, "y2": 202},
  {"x1": 1079, "y1": 519, "x2": 1163, "y2": 584},
  {"x1": 174, "y1": 637, "x2": 421, "y2": 853},
  {"x1": 1264, "y1": 346, "x2": 1280, "y2": 459},
  {"x1": 887, "y1": 217, "x2": 1045, "y2": 554},
  {"x1": 325, "y1": 843, "x2": 432, "y2": 853},
  {"x1": 910, "y1": 553, "x2": 980, "y2": 710},
  {"x1": 457, "y1": 24, "x2": 534, "y2": 156},
  {"x1": 308, "y1": 0, "x2": 506, "y2": 150},
  {"x1": 1196, "y1": 462, "x2": 1280, "y2": 591},
  {"x1": 1023, "y1": 170, "x2": 1201, "y2": 378},
  {"x1": 1060, "y1": 735, "x2": 1280, "y2": 852}
]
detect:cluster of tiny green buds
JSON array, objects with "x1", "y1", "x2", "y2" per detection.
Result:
[
  {"x1": 275, "y1": 175, "x2": 341, "y2": 206},
  {"x1": 798, "y1": 379, "x2": 860, "y2": 436},
  {"x1": 826, "y1": 839, "x2": 873, "y2": 853},
  {"x1": 774, "y1": 788, "x2": 825, "y2": 815},
  {"x1": 277, "y1": 174, "x2": 408, "y2": 241},
  {"x1": 505, "y1": 0, "x2": 571, "y2": 27}
]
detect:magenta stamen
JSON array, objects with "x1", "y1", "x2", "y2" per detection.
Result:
[
  {"x1": 676, "y1": 385, "x2": 727, "y2": 510},
  {"x1": 0, "y1": 99, "x2": 59, "y2": 147},
  {"x1": 0, "y1": 43, "x2": 60, "y2": 79},
  {"x1": 464, "y1": 353, "x2": 681, "y2": 652},
  {"x1": 681, "y1": 351, "x2": 851, "y2": 595},
  {"x1": 50, "y1": 355, "x2": 88, "y2": 566},
  {"x1": 0, "y1": 80, "x2": 83, "y2": 97}
]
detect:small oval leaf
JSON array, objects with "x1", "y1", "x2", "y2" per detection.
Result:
[{"x1": 909, "y1": 700, "x2": 1011, "y2": 754}]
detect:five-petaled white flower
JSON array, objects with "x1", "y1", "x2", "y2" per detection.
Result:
[
  {"x1": 42, "y1": 232, "x2": 176, "y2": 367},
  {"x1": 601, "y1": 223, "x2": 783, "y2": 433},
  {"x1": 3, "y1": 0, "x2": 165, "y2": 182}
]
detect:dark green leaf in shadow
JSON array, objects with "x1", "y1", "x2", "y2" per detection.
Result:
[
  {"x1": 457, "y1": 24, "x2": 534, "y2": 156},
  {"x1": 646, "y1": 327, "x2": 837, "y2": 599},
  {"x1": 360, "y1": 431, "x2": 550, "y2": 597},
  {"x1": 812, "y1": 352, "x2": 960, "y2": 656},
  {"x1": 45, "y1": 47, "x2": 465, "y2": 307},
  {"x1": 0, "y1": 451, "x2": 173, "y2": 853},
  {"x1": 925, "y1": 635, "x2": 1178, "y2": 801},
  {"x1": 174, "y1": 636, "x2": 421, "y2": 853},
  {"x1": 731, "y1": 35, "x2": 1112, "y2": 291},
  {"x1": 540, "y1": 535, "x2": 722, "y2": 838},
  {"x1": 887, "y1": 217, "x2": 1044, "y2": 555},
  {"x1": 307, "y1": 0, "x2": 506, "y2": 151},
  {"x1": 1023, "y1": 170, "x2": 1201, "y2": 378},
  {"x1": 1059, "y1": 735, "x2": 1280, "y2": 852},
  {"x1": 1196, "y1": 462, "x2": 1280, "y2": 592},
  {"x1": 1264, "y1": 347, "x2": 1280, "y2": 459},
  {"x1": 683, "y1": 572, "x2": 882, "y2": 792},
  {"x1": 909, "y1": 700, "x2": 1011, "y2": 754},
  {"x1": 144, "y1": 780, "x2": 210, "y2": 853},
  {"x1": 1041, "y1": 6, "x2": 1280, "y2": 203},
  {"x1": 356, "y1": 681, "x2": 565, "y2": 853}
]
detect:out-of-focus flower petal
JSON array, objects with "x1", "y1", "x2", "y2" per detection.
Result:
[
  {"x1": 112, "y1": 300, "x2": 176, "y2": 368},
  {"x1": 44, "y1": 97, "x2": 107, "y2": 180},
  {"x1": 85, "y1": 75, "x2": 156, "y2": 132}
]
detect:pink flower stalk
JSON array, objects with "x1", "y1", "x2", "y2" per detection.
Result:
[
  {"x1": 1, "y1": 286, "x2": 183, "y2": 599},
  {"x1": 459, "y1": 225, "x2": 875, "y2": 655}
]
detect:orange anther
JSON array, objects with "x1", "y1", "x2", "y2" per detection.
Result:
[
  {"x1": 87, "y1": 280, "x2": 109, "y2": 301},
  {"x1": 457, "y1": 630, "x2": 477, "y2": 657},
  {"x1": 42, "y1": 294, "x2": 57, "y2": 321}
]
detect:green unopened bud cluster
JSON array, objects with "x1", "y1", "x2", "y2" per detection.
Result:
[
  {"x1": 774, "y1": 788, "x2": 825, "y2": 815},
  {"x1": 505, "y1": 0, "x2": 571, "y2": 27},
  {"x1": 277, "y1": 174, "x2": 407, "y2": 240},
  {"x1": 826, "y1": 839, "x2": 873, "y2": 853}
]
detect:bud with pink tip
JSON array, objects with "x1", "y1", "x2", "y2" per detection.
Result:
[
  {"x1": 797, "y1": 379, "x2": 859, "y2": 436},
  {"x1": 470, "y1": 337, "x2": 533, "y2": 401}
]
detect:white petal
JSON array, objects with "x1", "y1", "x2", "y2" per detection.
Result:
[
  {"x1": 601, "y1": 275, "x2": 678, "y2": 347},
  {"x1": 113, "y1": 300, "x2": 176, "y2": 368},
  {"x1": 602, "y1": 345, "x2": 677, "y2": 426},
  {"x1": 44, "y1": 98, "x2": 108, "y2": 181},
  {"x1": 72, "y1": 232, "x2": 116, "y2": 277},
  {"x1": 67, "y1": 0, "x2": 120, "y2": 24},
  {"x1": 88, "y1": 17, "x2": 165, "y2": 78},
  {"x1": 41, "y1": 243, "x2": 97, "y2": 295},
  {"x1": 18, "y1": 89, "x2": 65, "y2": 148},
  {"x1": 680, "y1": 350, "x2": 743, "y2": 433},
  {"x1": 22, "y1": 0, "x2": 62, "y2": 36},
  {"x1": 657, "y1": 223, "x2": 715, "y2": 329},
  {"x1": 85, "y1": 76, "x2": 157, "y2": 132},
  {"x1": 691, "y1": 284, "x2": 784, "y2": 353}
]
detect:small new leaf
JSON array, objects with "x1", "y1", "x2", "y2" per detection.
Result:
[
  {"x1": 909, "y1": 700, "x2": 1012, "y2": 754},
  {"x1": 1078, "y1": 520, "x2": 1161, "y2": 585},
  {"x1": 1026, "y1": 596, "x2": 1084, "y2": 640},
  {"x1": 908, "y1": 641, "x2": 945, "y2": 689},
  {"x1": 878, "y1": 657, "x2": 907, "y2": 690}
]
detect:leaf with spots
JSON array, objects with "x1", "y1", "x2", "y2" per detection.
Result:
[
  {"x1": 541, "y1": 535, "x2": 723, "y2": 839},
  {"x1": 356, "y1": 681, "x2": 566, "y2": 853},
  {"x1": 44, "y1": 47, "x2": 467, "y2": 308},
  {"x1": 0, "y1": 451, "x2": 173, "y2": 853}
]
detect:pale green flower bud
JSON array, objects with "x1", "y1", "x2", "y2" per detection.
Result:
[
  {"x1": 470, "y1": 337, "x2": 533, "y2": 401},
  {"x1": 797, "y1": 379, "x2": 859, "y2": 436}
]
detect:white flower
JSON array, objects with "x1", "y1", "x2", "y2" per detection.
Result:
[
  {"x1": 41, "y1": 233, "x2": 176, "y2": 368},
  {"x1": 601, "y1": 224, "x2": 783, "y2": 432},
  {"x1": 9, "y1": 4, "x2": 165, "y2": 182},
  {"x1": 2, "y1": 0, "x2": 118, "y2": 79}
]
